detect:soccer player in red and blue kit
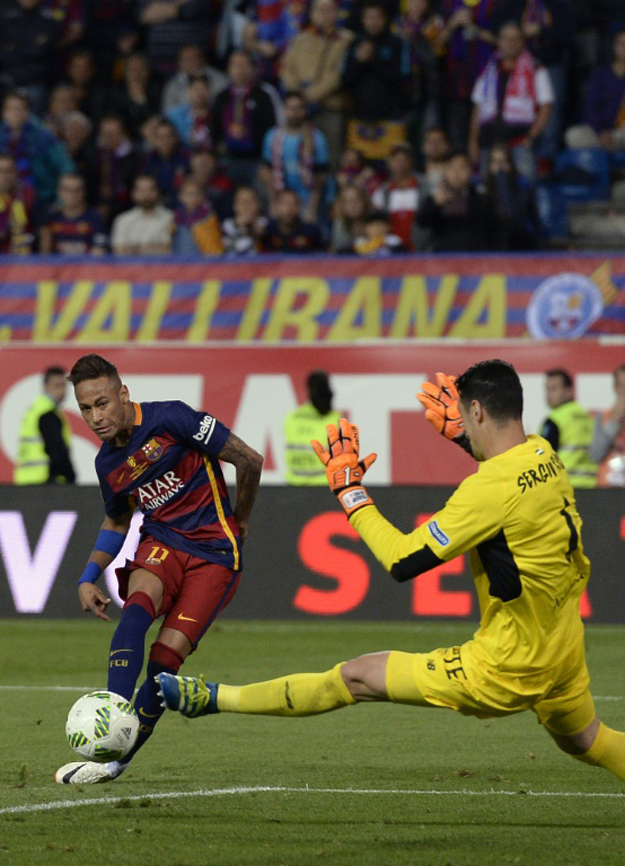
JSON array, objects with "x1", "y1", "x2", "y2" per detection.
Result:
[{"x1": 55, "y1": 354, "x2": 263, "y2": 784}]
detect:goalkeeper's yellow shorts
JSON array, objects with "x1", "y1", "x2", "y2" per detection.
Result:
[{"x1": 385, "y1": 638, "x2": 595, "y2": 737}]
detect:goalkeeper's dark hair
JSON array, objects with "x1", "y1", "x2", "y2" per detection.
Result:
[
  {"x1": 456, "y1": 359, "x2": 523, "y2": 422},
  {"x1": 67, "y1": 354, "x2": 122, "y2": 388}
]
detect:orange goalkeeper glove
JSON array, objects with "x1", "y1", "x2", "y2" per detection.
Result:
[
  {"x1": 311, "y1": 417, "x2": 377, "y2": 517},
  {"x1": 417, "y1": 372, "x2": 464, "y2": 441}
]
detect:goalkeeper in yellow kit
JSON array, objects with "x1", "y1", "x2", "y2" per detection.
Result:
[{"x1": 158, "y1": 359, "x2": 625, "y2": 783}]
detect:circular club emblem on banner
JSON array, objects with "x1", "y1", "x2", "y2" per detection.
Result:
[{"x1": 527, "y1": 272, "x2": 604, "y2": 338}]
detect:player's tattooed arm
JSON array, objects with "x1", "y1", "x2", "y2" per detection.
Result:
[{"x1": 219, "y1": 432, "x2": 264, "y2": 543}]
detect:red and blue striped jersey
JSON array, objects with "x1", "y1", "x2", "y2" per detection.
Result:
[{"x1": 95, "y1": 401, "x2": 241, "y2": 571}]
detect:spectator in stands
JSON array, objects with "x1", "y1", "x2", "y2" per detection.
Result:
[
  {"x1": 45, "y1": 0, "x2": 85, "y2": 51},
  {"x1": 63, "y1": 48, "x2": 109, "y2": 127},
  {"x1": 417, "y1": 125, "x2": 451, "y2": 198},
  {"x1": 335, "y1": 147, "x2": 383, "y2": 197},
  {"x1": 590, "y1": 363, "x2": 625, "y2": 488},
  {"x1": 110, "y1": 52, "x2": 161, "y2": 143},
  {"x1": 89, "y1": 114, "x2": 138, "y2": 225},
  {"x1": 342, "y1": 1, "x2": 411, "y2": 161},
  {"x1": 211, "y1": 50, "x2": 278, "y2": 188},
  {"x1": 172, "y1": 176, "x2": 223, "y2": 255},
  {"x1": 221, "y1": 185, "x2": 268, "y2": 255},
  {"x1": 353, "y1": 210, "x2": 407, "y2": 255},
  {"x1": 242, "y1": 0, "x2": 308, "y2": 86},
  {"x1": 111, "y1": 173, "x2": 174, "y2": 256},
  {"x1": 0, "y1": 153, "x2": 34, "y2": 255},
  {"x1": 371, "y1": 143, "x2": 421, "y2": 250},
  {"x1": 39, "y1": 172, "x2": 108, "y2": 255},
  {"x1": 214, "y1": 0, "x2": 255, "y2": 66},
  {"x1": 468, "y1": 21, "x2": 554, "y2": 183},
  {"x1": 188, "y1": 148, "x2": 234, "y2": 219},
  {"x1": 60, "y1": 111, "x2": 93, "y2": 178},
  {"x1": 565, "y1": 29, "x2": 625, "y2": 155},
  {"x1": 167, "y1": 74, "x2": 214, "y2": 150},
  {"x1": 83, "y1": 0, "x2": 139, "y2": 81},
  {"x1": 140, "y1": 118, "x2": 190, "y2": 207},
  {"x1": 438, "y1": 0, "x2": 497, "y2": 148},
  {"x1": 161, "y1": 44, "x2": 228, "y2": 114},
  {"x1": 281, "y1": 0, "x2": 354, "y2": 170},
  {"x1": 485, "y1": 144, "x2": 537, "y2": 250},
  {"x1": 260, "y1": 188, "x2": 324, "y2": 253},
  {"x1": 0, "y1": 92, "x2": 75, "y2": 211},
  {"x1": 330, "y1": 183, "x2": 371, "y2": 253},
  {"x1": 260, "y1": 91, "x2": 331, "y2": 223},
  {"x1": 138, "y1": 0, "x2": 217, "y2": 78},
  {"x1": 43, "y1": 85, "x2": 79, "y2": 138},
  {"x1": 398, "y1": 0, "x2": 444, "y2": 145},
  {"x1": 416, "y1": 149, "x2": 492, "y2": 251},
  {"x1": 539, "y1": 368, "x2": 597, "y2": 488},
  {"x1": 139, "y1": 114, "x2": 162, "y2": 154},
  {"x1": 0, "y1": 0, "x2": 65, "y2": 116},
  {"x1": 492, "y1": 0, "x2": 574, "y2": 162}
]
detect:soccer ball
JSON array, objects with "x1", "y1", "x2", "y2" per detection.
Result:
[{"x1": 65, "y1": 691, "x2": 139, "y2": 763}]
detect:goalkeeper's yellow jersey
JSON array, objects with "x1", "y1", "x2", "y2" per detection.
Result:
[{"x1": 352, "y1": 435, "x2": 590, "y2": 675}]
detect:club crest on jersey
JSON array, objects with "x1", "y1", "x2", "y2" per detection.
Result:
[{"x1": 142, "y1": 438, "x2": 163, "y2": 462}]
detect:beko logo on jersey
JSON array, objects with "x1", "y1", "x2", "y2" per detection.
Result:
[
  {"x1": 193, "y1": 414, "x2": 216, "y2": 444},
  {"x1": 137, "y1": 471, "x2": 184, "y2": 510},
  {"x1": 428, "y1": 520, "x2": 449, "y2": 546}
]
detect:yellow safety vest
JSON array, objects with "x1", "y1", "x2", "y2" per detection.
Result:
[
  {"x1": 14, "y1": 394, "x2": 72, "y2": 485},
  {"x1": 284, "y1": 403, "x2": 342, "y2": 485},
  {"x1": 549, "y1": 400, "x2": 598, "y2": 488}
]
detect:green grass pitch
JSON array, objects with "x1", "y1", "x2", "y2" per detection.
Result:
[{"x1": 0, "y1": 619, "x2": 623, "y2": 866}]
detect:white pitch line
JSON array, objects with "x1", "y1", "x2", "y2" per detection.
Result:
[
  {"x1": 0, "y1": 785, "x2": 623, "y2": 816},
  {"x1": 0, "y1": 686, "x2": 99, "y2": 692}
]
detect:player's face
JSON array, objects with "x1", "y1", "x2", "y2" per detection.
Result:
[
  {"x1": 75, "y1": 377, "x2": 131, "y2": 442},
  {"x1": 459, "y1": 398, "x2": 485, "y2": 462}
]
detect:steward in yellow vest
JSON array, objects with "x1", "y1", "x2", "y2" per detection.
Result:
[
  {"x1": 541, "y1": 369, "x2": 597, "y2": 489},
  {"x1": 14, "y1": 368, "x2": 76, "y2": 485},
  {"x1": 284, "y1": 371, "x2": 341, "y2": 485}
]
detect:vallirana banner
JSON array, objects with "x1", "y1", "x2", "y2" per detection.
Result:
[{"x1": 0, "y1": 253, "x2": 623, "y2": 342}]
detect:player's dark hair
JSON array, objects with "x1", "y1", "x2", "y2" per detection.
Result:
[
  {"x1": 613, "y1": 363, "x2": 625, "y2": 378},
  {"x1": 67, "y1": 354, "x2": 121, "y2": 388},
  {"x1": 456, "y1": 359, "x2": 523, "y2": 422},
  {"x1": 44, "y1": 366, "x2": 66, "y2": 384},
  {"x1": 546, "y1": 368, "x2": 573, "y2": 389}
]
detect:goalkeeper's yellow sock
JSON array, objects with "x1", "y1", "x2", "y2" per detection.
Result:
[
  {"x1": 573, "y1": 723, "x2": 625, "y2": 782},
  {"x1": 216, "y1": 663, "x2": 356, "y2": 716}
]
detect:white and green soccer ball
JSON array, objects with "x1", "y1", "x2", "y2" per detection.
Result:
[{"x1": 65, "y1": 691, "x2": 139, "y2": 763}]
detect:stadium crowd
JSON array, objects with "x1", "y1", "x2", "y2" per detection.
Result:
[{"x1": 0, "y1": 0, "x2": 623, "y2": 256}]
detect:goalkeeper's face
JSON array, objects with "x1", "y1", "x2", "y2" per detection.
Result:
[{"x1": 458, "y1": 398, "x2": 485, "y2": 462}]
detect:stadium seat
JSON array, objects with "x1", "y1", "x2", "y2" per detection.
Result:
[
  {"x1": 535, "y1": 184, "x2": 569, "y2": 239},
  {"x1": 554, "y1": 148, "x2": 611, "y2": 202}
]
